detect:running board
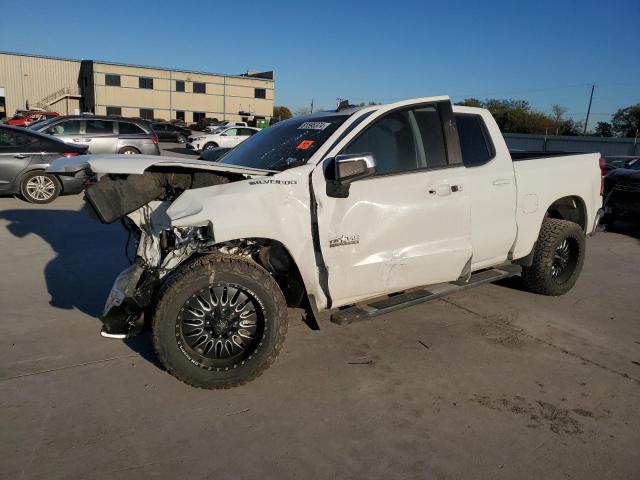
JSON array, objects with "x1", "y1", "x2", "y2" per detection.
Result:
[{"x1": 330, "y1": 265, "x2": 521, "y2": 326}]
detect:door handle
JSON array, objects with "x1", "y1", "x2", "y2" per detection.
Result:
[
  {"x1": 428, "y1": 184, "x2": 453, "y2": 196},
  {"x1": 14, "y1": 154, "x2": 27, "y2": 159},
  {"x1": 492, "y1": 178, "x2": 512, "y2": 186}
]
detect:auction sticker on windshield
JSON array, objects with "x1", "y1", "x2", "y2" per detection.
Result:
[{"x1": 298, "y1": 122, "x2": 331, "y2": 130}]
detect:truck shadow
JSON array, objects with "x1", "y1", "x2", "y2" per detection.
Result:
[
  {"x1": 0, "y1": 208, "x2": 128, "y2": 317},
  {"x1": 0, "y1": 207, "x2": 164, "y2": 369}
]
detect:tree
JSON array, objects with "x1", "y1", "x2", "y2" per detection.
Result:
[
  {"x1": 272, "y1": 106, "x2": 292, "y2": 121},
  {"x1": 551, "y1": 104, "x2": 567, "y2": 134},
  {"x1": 612, "y1": 104, "x2": 640, "y2": 138},
  {"x1": 294, "y1": 106, "x2": 311, "y2": 116},
  {"x1": 455, "y1": 98, "x2": 483, "y2": 108},
  {"x1": 594, "y1": 121, "x2": 613, "y2": 137}
]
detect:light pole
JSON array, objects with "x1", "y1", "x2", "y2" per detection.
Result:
[{"x1": 583, "y1": 84, "x2": 595, "y2": 135}]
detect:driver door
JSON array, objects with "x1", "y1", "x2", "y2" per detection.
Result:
[
  {"x1": 219, "y1": 128, "x2": 240, "y2": 147},
  {"x1": 313, "y1": 99, "x2": 472, "y2": 307}
]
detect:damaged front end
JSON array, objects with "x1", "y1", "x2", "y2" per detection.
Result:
[{"x1": 75, "y1": 163, "x2": 254, "y2": 338}]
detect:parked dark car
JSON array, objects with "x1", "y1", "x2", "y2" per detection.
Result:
[
  {"x1": 197, "y1": 146, "x2": 232, "y2": 162},
  {"x1": 151, "y1": 122, "x2": 192, "y2": 143},
  {"x1": 604, "y1": 158, "x2": 640, "y2": 222},
  {"x1": 0, "y1": 125, "x2": 88, "y2": 203},
  {"x1": 602, "y1": 155, "x2": 640, "y2": 172}
]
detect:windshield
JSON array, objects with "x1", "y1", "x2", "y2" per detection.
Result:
[
  {"x1": 629, "y1": 159, "x2": 640, "y2": 170},
  {"x1": 220, "y1": 114, "x2": 350, "y2": 171}
]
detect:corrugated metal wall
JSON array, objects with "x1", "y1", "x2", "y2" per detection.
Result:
[
  {"x1": 0, "y1": 52, "x2": 81, "y2": 117},
  {"x1": 504, "y1": 133, "x2": 640, "y2": 156}
]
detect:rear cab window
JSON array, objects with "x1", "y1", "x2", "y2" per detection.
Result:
[{"x1": 454, "y1": 114, "x2": 495, "y2": 167}]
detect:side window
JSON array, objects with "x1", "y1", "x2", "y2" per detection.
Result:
[
  {"x1": 45, "y1": 120, "x2": 81, "y2": 135},
  {"x1": 455, "y1": 114, "x2": 494, "y2": 167},
  {"x1": 119, "y1": 122, "x2": 145, "y2": 135},
  {"x1": 224, "y1": 128, "x2": 238, "y2": 136},
  {"x1": 239, "y1": 128, "x2": 256, "y2": 136},
  {"x1": 0, "y1": 130, "x2": 35, "y2": 148},
  {"x1": 412, "y1": 106, "x2": 448, "y2": 169},
  {"x1": 343, "y1": 109, "x2": 419, "y2": 176},
  {"x1": 86, "y1": 120, "x2": 114, "y2": 135}
]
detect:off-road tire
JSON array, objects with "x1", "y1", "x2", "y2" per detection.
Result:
[
  {"x1": 20, "y1": 171, "x2": 61, "y2": 204},
  {"x1": 152, "y1": 254, "x2": 288, "y2": 389},
  {"x1": 521, "y1": 218, "x2": 585, "y2": 296},
  {"x1": 203, "y1": 142, "x2": 218, "y2": 151}
]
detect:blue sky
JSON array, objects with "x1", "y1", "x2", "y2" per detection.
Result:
[{"x1": 1, "y1": 0, "x2": 638, "y2": 125}]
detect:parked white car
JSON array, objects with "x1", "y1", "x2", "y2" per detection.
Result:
[
  {"x1": 49, "y1": 95, "x2": 604, "y2": 389},
  {"x1": 186, "y1": 126, "x2": 260, "y2": 153}
]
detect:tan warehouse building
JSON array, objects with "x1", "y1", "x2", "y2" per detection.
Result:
[{"x1": 0, "y1": 51, "x2": 274, "y2": 124}]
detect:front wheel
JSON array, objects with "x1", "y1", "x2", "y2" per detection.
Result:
[
  {"x1": 521, "y1": 218, "x2": 586, "y2": 296},
  {"x1": 152, "y1": 254, "x2": 288, "y2": 389},
  {"x1": 20, "y1": 171, "x2": 61, "y2": 204},
  {"x1": 176, "y1": 134, "x2": 186, "y2": 144},
  {"x1": 202, "y1": 142, "x2": 218, "y2": 151}
]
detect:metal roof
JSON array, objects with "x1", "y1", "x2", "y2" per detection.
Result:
[{"x1": 0, "y1": 50, "x2": 274, "y2": 82}]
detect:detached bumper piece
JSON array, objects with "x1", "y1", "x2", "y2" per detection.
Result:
[
  {"x1": 100, "y1": 262, "x2": 159, "y2": 338},
  {"x1": 330, "y1": 265, "x2": 521, "y2": 325}
]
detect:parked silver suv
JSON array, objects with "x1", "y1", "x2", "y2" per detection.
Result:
[{"x1": 29, "y1": 116, "x2": 160, "y2": 155}]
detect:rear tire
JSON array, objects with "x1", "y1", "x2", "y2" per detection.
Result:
[
  {"x1": 20, "y1": 171, "x2": 61, "y2": 204},
  {"x1": 521, "y1": 218, "x2": 585, "y2": 296},
  {"x1": 118, "y1": 146, "x2": 140, "y2": 155},
  {"x1": 152, "y1": 254, "x2": 288, "y2": 389}
]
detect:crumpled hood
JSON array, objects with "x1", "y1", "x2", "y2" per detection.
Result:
[{"x1": 47, "y1": 154, "x2": 275, "y2": 176}]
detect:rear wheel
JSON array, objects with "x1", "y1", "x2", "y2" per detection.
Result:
[
  {"x1": 521, "y1": 218, "x2": 585, "y2": 296},
  {"x1": 20, "y1": 171, "x2": 61, "y2": 204},
  {"x1": 152, "y1": 254, "x2": 288, "y2": 389},
  {"x1": 118, "y1": 146, "x2": 140, "y2": 155}
]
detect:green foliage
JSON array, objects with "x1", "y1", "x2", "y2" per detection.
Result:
[
  {"x1": 272, "y1": 106, "x2": 292, "y2": 121},
  {"x1": 454, "y1": 98, "x2": 581, "y2": 135},
  {"x1": 594, "y1": 121, "x2": 613, "y2": 137},
  {"x1": 611, "y1": 104, "x2": 640, "y2": 138}
]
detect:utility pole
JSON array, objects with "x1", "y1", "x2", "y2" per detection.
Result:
[
  {"x1": 583, "y1": 83, "x2": 595, "y2": 135},
  {"x1": 310, "y1": 98, "x2": 314, "y2": 114}
]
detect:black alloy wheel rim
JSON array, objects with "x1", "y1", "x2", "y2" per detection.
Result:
[
  {"x1": 551, "y1": 238, "x2": 578, "y2": 283},
  {"x1": 176, "y1": 283, "x2": 263, "y2": 367}
]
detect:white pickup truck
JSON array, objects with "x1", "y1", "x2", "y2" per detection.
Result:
[{"x1": 49, "y1": 96, "x2": 604, "y2": 389}]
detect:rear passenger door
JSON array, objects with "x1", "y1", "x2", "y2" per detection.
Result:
[
  {"x1": 455, "y1": 112, "x2": 517, "y2": 268},
  {"x1": 314, "y1": 100, "x2": 473, "y2": 306},
  {"x1": 84, "y1": 119, "x2": 117, "y2": 153}
]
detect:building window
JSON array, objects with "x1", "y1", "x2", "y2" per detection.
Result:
[
  {"x1": 106, "y1": 106, "x2": 122, "y2": 116},
  {"x1": 139, "y1": 108, "x2": 154, "y2": 120},
  {"x1": 193, "y1": 112, "x2": 206, "y2": 122},
  {"x1": 254, "y1": 88, "x2": 266, "y2": 99},
  {"x1": 175, "y1": 80, "x2": 185, "y2": 92},
  {"x1": 139, "y1": 77, "x2": 153, "y2": 89},
  {"x1": 105, "y1": 74, "x2": 121, "y2": 87},
  {"x1": 193, "y1": 82, "x2": 206, "y2": 94},
  {"x1": 176, "y1": 111, "x2": 185, "y2": 121}
]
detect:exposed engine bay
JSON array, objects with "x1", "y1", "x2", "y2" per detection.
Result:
[{"x1": 85, "y1": 167, "x2": 305, "y2": 337}]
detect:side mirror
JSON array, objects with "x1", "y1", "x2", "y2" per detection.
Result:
[{"x1": 326, "y1": 153, "x2": 376, "y2": 198}]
